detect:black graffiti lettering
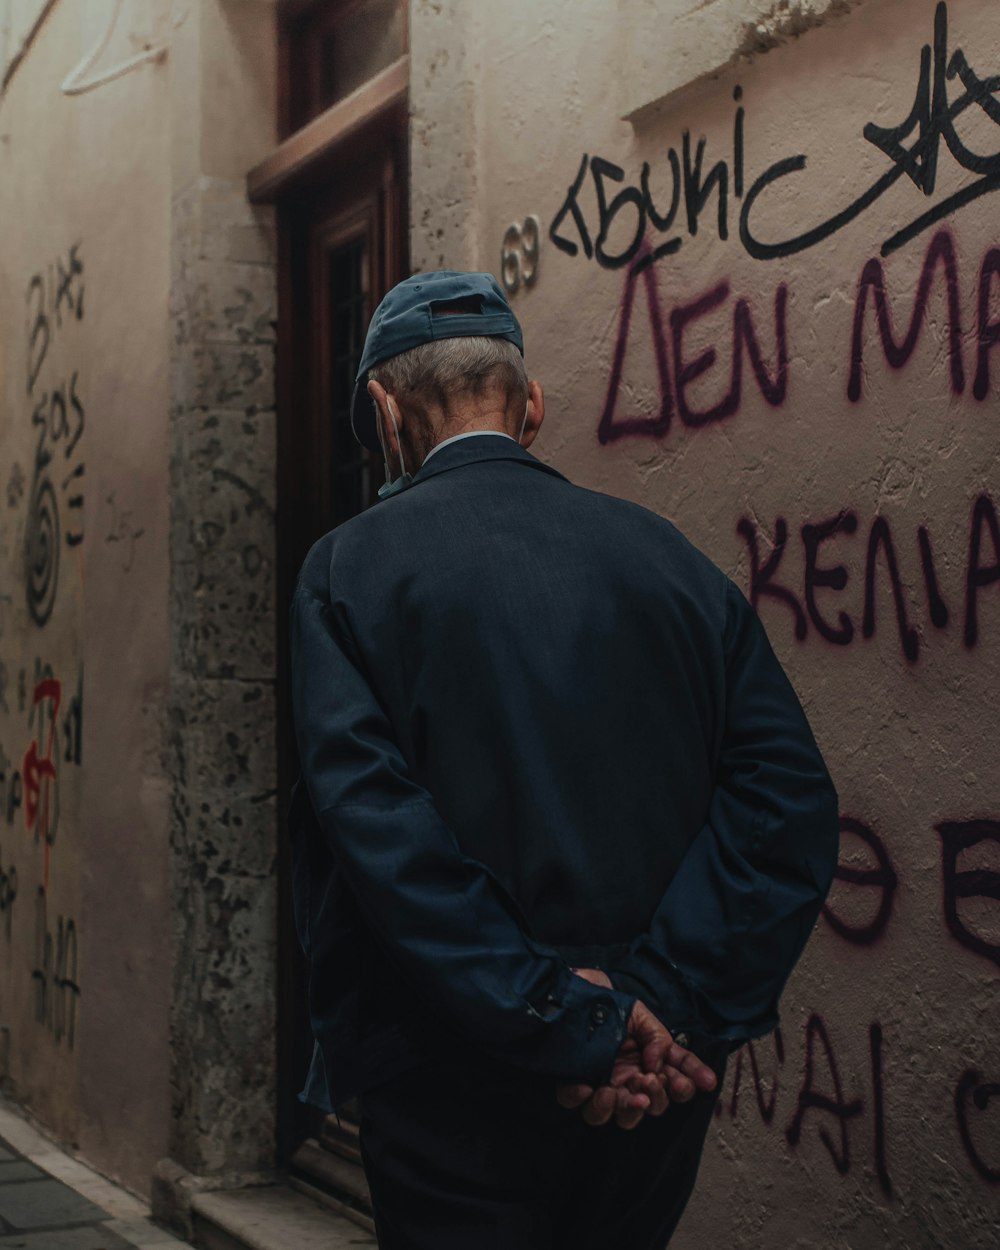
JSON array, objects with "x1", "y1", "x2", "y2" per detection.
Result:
[
  {"x1": 785, "y1": 1014, "x2": 864, "y2": 1174},
  {"x1": 823, "y1": 817, "x2": 899, "y2": 946},
  {"x1": 847, "y1": 230, "x2": 964, "y2": 402},
  {"x1": 54, "y1": 242, "x2": 84, "y2": 325},
  {"x1": 62, "y1": 670, "x2": 83, "y2": 767},
  {"x1": 26, "y1": 275, "x2": 49, "y2": 395},
  {"x1": 551, "y1": 92, "x2": 741, "y2": 275},
  {"x1": 741, "y1": 3, "x2": 1000, "y2": 262},
  {"x1": 954, "y1": 1070, "x2": 1000, "y2": 1184},
  {"x1": 0, "y1": 848, "x2": 17, "y2": 942},
  {"x1": 549, "y1": 154, "x2": 593, "y2": 260},
  {"x1": 31, "y1": 886, "x2": 79, "y2": 1049},
  {"x1": 733, "y1": 87, "x2": 745, "y2": 198},
  {"x1": 591, "y1": 157, "x2": 646, "y2": 270},
  {"x1": 25, "y1": 475, "x2": 60, "y2": 627},
  {"x1": 48, "y1": 384, "x2": 69, "y2": 445},
  {"x1": 937, "y1": 819, "x2": 1000, "y2": 968},
  {"x1": 964, "y1": 494, "x2": 1000, "y2": 648},
  {"x1": 802, "y1": 512, "x2": 858, "y2": 646},
  {"x1": 641, "y1": 152, "x2": 681, "y2": 235},
  {"x1": 682, "y1": 131, "x2": 728, "y2": 241},
  {"x1": 67, "y1": 371, "x2": 85, "y2": 458},
  {"x1": 863, "y1": 516, "x2": 920, "y2": 663},
  {"x1": 0, "y1": 744, "x2": 23, "y2": 827}
]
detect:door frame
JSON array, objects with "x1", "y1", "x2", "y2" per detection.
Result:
[{"x1": 268, "y1": 105, "x2": 408, "y2": 1169}]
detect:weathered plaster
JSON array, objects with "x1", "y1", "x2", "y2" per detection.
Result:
[
  {"x1": 412, "y1": 0, "x2": 1000, "y2": 1243},
  {"x1": 0, "y1": 0, "x2": 172, "y2": 1198},
  {"x1": 0, "y1": 0, "x2": 279, "y2": 1204},
  {"x1": 618, "y1": 0, "x2": 867, "y2": 121},
  {"x1": 165, "y1": 0, "x2": 278, "y2": 1180}
]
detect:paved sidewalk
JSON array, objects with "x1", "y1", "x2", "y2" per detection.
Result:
[{"x1": 0, "y1": 1102, "x2": 191, "y2": 1250}]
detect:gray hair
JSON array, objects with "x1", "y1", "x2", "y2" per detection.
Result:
[{"x1": 368, "y1": 335, "x2": 528, "y2": 416}]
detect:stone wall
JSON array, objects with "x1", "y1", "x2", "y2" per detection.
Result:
[{"x1": 164, "y1": 0, "x2": 278, "y2": 1182}]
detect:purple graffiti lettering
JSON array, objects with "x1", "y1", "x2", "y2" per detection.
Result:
[
  {"x1": 955, "y1": 1070, "x2": 1000, "y2": 1183},
  {"x1": 785, "y1": 1014, "x2": 864, "y2": 1175},
  {"x1": 736, "y1": 516, "x2": 808, "y2": 641},
  {"x1": 863, "y1": 516, "x2": 920, "y2": 663},
  {"x1": 823, "y1": 817, "x2": 899, "y2": 946},
  {"x1": 973, "y1": 247, "x2": 1000, "y2": 400},
  {"x1": 848, "y1": 230, "x2": 964, "y2": 402},
  {"x1": 937, "y1": 819, "x2": 1000, "y2": 967},
  {"x1": 964, "y1": 494, "x2": 1000, "y2": 648},
  {"x1": 802, "y1": 511, "x2": 858, "y2": 646},
  {"x1": 597, "y1": 252, "x2": 672, "y2": 444}
]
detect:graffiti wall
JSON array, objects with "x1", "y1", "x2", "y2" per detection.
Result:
[
  {"x1": 0, "y1": 0, "x2": 172, "y2": 1195},
  {"x1": 414, "y1": 0, "x2": 999, "y2": 1243}
]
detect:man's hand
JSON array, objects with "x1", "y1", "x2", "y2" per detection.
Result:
[{"x1": 555, "y1": 968, "x2": 717, "y2": 1129}]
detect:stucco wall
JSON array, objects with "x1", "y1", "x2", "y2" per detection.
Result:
[
  {"x1": 413, "y1": 0, "x2": 999, "y2": 1244},
  {"x1": 0, "y1": 0, "x2": 172, "y2": 1195},
  {"x1": 0, "y1": 0, "x2": 278, "y2": 1200}
]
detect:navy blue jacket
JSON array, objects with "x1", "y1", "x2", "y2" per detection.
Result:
[{"x1": 289, "y1": 435, "x2": 839, "y2": 1110}]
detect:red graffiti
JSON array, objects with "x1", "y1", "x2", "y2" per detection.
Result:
[{"x1": 22, "y1": 677, "x2": 60, "y2": 889}]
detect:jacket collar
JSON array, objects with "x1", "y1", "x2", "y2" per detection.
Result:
[{"x1": 409, "y1": 433, "x2": 568, "y2": 487}]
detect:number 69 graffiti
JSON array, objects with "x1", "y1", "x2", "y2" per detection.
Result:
[{"x1": 501, "y1": 216, "x2": 541, "y2": 295}]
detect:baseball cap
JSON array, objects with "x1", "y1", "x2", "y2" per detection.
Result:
[{"x1": 350, "y1": 270, "x2": 525, "y2": 452}]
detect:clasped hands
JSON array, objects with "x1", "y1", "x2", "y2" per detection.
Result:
[{"x1": 555, "y1": 968, "x2": 717, "y2": 1131}]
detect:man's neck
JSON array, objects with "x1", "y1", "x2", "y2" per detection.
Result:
[{"x1": 421, "y1": 429, "x2": 517, "y2": 466}]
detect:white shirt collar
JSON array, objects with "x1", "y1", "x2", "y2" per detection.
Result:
[{"x1": 421, "y1": 430, "x2": 518, "y2": 466}]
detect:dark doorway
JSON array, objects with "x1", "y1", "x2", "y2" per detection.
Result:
[{"x1": 269, "y1": 2, "x2": 408, "y2": 1224}]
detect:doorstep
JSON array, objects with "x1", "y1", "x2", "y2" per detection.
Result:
[{"x1": 190, "y1": 1184, "x2": 377, "y2": 1250}]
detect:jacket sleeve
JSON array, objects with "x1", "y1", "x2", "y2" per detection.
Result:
[
  {"x1": 290, "y1": 581, "x2": 635, "y2": 1085},
  {"x1": 608, "y1": 579, "x2": 840, "y2": 1044}
]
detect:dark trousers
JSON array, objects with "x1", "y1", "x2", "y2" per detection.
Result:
[{"x1": 358, "y1": 1047, "x2": 727, "y2": 1250}]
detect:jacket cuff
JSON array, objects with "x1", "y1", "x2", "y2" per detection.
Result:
[{"x1": 522, "y1": 967, "x2": 634, "y2": 1087}]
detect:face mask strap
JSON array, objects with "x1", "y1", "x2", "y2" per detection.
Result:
[
  {"x1": 517, "y1": 396, "x2": 530, "y2": 446},
  {"x1": 376, "y1": 396, "x2": 413, "y2": 500}
]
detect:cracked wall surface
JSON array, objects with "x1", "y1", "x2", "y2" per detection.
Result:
[
  {"x1": 0, "y1": 0, "x2": 278, "y2": 1199},
  {"x1": 411, "y1": 0, "x2": 1000, "y2": 1244},
  {"x1": 0, "y1": 0, "x2": 173, "y2": 1198},
  {"x1": 166, "y1": 0, "x2": 278, "y2": 1176}
]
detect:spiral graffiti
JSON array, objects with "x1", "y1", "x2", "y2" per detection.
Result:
[{"x1": 24, "y1": 474, "x2": 60, "y2": 627}]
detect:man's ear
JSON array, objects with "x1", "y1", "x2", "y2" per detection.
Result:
[
  {"x1": 367, "y1": 379, "x2": 401, "y2": 460},
  {"x1": 519, "y1": 379, "x2": 545, "y2": 449}
]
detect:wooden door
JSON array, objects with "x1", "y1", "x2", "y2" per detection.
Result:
[{"x1": 275, "y1": 135, "x2": 407, "y2": 1229}]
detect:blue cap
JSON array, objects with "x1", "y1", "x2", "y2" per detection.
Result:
[{"x1": 351, "y1": 270, "x2": 524, "y2": 451}]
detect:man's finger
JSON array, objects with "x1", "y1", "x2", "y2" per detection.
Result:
[
  {"x1": 581, "y1": 1085, "x2": 618, "y2": 1126},
  {"x1": 613, "y1": 1086, "x2": 650, "y2": 1130},
  {"x1": 620, "y1": 1070, "x2": 670, "y2": 1116},
  {"x1": 555, "y1": 1082, "x2": 593, "y2": 1109},
  {"x1": 663, "y1": 1068, "x2": 696, "y2": 1102},
  {"x1": 664, "y1": 1043, "x2": 718, "y2": 1092}
]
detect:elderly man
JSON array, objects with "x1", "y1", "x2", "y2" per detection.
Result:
[{"x1": 289, "y1": 271, "x2": 839, "y2": 1249}]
